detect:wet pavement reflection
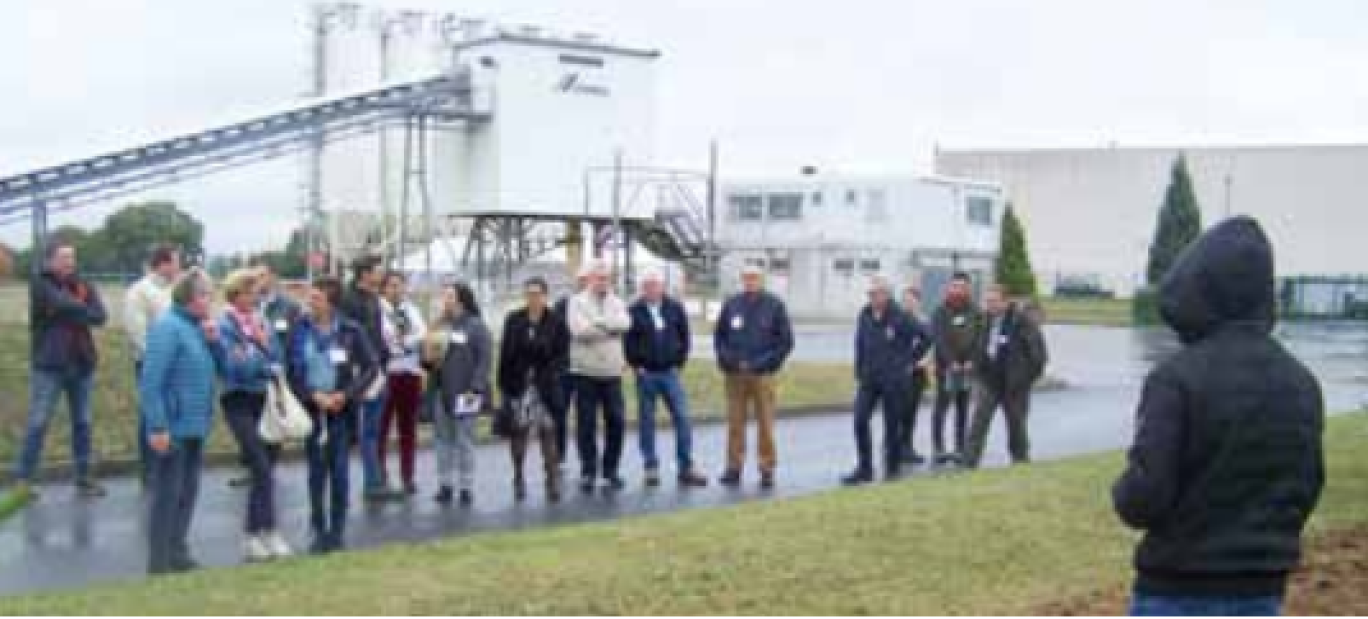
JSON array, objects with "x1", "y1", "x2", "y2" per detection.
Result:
[{"x1": 1, "y1": 323, "x2": 1363, "y2": 597}]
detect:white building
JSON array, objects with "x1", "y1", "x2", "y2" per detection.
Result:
[
  {"x1": 936, "y1": 144, "x2": 1368, "y2": 297},
  {"x1": 715, "y1": 173, "x2": 1004, "y2": 320}
]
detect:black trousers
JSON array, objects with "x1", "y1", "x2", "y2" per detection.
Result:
[
  {"x1": 574, "y1": 376, "x2": 625, "y2": 480},
  {"x1": 898, "y1": 368, "x2": 928, "y2": 456},
  {"x1": 932, "y1": 368, "x2": 971, "y2": 456},
  {"x1": 853, "y1": 378, "x2": 907, "y2": 473}
]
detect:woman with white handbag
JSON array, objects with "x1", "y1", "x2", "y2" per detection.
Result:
[
  {"x1": 423, "y1": 282, "x2": 491, "y2": 506},
  {"x1": 216, "y1": 269, "x2": 291, "y2": 562}
]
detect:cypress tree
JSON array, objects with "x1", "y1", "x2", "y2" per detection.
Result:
[{"x1": 995, "y1": 203, "x2": 1038, "y2": 298}]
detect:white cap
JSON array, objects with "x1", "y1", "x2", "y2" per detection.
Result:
[{"x1": 638, "y1": 267, "x2": 665, "y2": 285}]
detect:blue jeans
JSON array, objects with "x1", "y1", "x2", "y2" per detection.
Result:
[
  {"x1": 1131, "y1": 593, "x2": 1283, "y2": 616},
  {"x1": 359, "y1": 391, "x2": 387, "y2": 491},
  {"x1": 306, "y1": 411, "x2": 351, "y2": 543},
  {"x1": 147, "y1": 437, "x2": 203, "y2": 574},
  {"x1": 16, "y1": 367, "x2": 96, "y2": 481},
  {"x1": 575, "y1": 376, "x2": 625, "y2": 480},
  {"x1": 636, "y1": 369, "x2": 694, "y2": 472}
]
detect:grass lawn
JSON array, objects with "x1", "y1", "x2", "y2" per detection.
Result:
[
  {"x1": 1042, "y1": 296, "x2": 1134, "y2": 327},
  {"x1": 5, "y1": 412, "x2": 1364, "y2": 615},
  {"x1": 0, "y1": 317, "x2": 856, "y2": 473}
]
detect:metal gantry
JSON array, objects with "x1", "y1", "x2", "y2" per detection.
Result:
[{"x1": 0, "y1": 70, "x2": 489, "y2": 272}]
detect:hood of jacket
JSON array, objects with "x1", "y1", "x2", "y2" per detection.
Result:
[{"x1": 1159, "y1": 216, "x2": 1276, "y2": 344}]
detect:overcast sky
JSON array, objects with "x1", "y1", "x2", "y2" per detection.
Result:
[{"x1": 3, "y1": 0, "x2": 1366, "y2": 253}]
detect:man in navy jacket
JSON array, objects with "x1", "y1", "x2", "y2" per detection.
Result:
[
  {"x1": 713, "y1": 265, "x2": 793, "y2": 489},
  {"x1": 625, "y1": 269, "x2": 708, "y2": 488},
  {"x1": 843, "y1": 275, "x2": 931, "y2": 484}
]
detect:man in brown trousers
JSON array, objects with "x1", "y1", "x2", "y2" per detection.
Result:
[{"x1": 713, "y1": 265, "x2": 794, "y2": 489}]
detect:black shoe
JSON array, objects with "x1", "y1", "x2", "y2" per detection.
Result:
[
  {"x1": 902, "y1": 452, "x2": 927, "y2": 466},
  {"x1": 434, "y1": 485, "x2": 454, "y2": 505},
  {"x1": 327, "y1": 534, "x2": 345, "y2": 553},
  {"x1": 885, "y1": 466, "x2": 903, "y2": 481},
  {"x1": 718, "y1": 470, "x2": 741, "y2": 487},
  {"x1": 759, "y1": 472, "x2": 775, "y2": 490},
  {"x1": 678, "y1": 469, "x2": 709, "y2": 488},
  {"x1": 310, "y1": 536, "x2": 330, "y2": 555},
  {"x1": 644, "y1": 468, "x2": 661, "y2": 488},
  {"x1": 579, "y1": 476, "x2": 596, "y2": 494},
  {"x1": 458, "y1": 489, "x2": 474, "y2": 506},
  {"x1": 841, "y1": 469, "x2": 873, "y2": 486},
  {"x1": 170, "y1": 555, "x2": 200, "y2": 573},
  {"x1": 404, "y1": 483, "x2": 418, "y2": 497},
  {"x1": 75, "y1": 478, "x2": 106, "y2": 498},
  {"x1": 604, "y1": 476, "x2": 626, "y2": 492}
]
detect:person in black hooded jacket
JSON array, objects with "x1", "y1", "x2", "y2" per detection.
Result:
[{"x1": 1114, "y1": 216, "x2": 1324, "y2": 617}]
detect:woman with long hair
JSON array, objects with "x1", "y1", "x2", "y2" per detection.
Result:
[{"x1": 423, "y1": 282, "x2": 491, "y2": 505}]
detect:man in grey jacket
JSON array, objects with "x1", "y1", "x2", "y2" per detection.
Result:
[
  {"x1": 964, "y1": 285, "x2": 1048, "y2": 469},
  {"x1": 567, "y1": 260, "x2": 632, "y2": 492}
]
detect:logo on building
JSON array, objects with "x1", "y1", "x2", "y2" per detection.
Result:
[{"x1": 555, "y1": 73, "x2": 610, "y2": 97}]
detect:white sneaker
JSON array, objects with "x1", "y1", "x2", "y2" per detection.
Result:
[
  {"x1": 244, "y1": 534, "x2": 273, "y2": 562},
  {"x1": 265, "y1": 531, "x2": 293, "y2": 558}
]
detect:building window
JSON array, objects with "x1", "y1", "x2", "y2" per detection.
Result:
[
  {"x1": 833, "y1": 258, "x2": 855, "y2": 277},
  {"x1": 743, "y1": 256, "x2": 767, "y2": 270},
  {"x1": 859, "y1": 259, "x2": 881, "y2": 274},
  {"x1": 769, "y1": 257, "x2": 792, "y2": 274},
  {"x1": 867, "y1": 189, "x2": 888, "y2": 223},
  {"x1": 966, "y1": 196, "x2": 995, "y2": 226},
  {"x1": 845, "y1": 189, "x2": 858, "y2": 207},
  {"x1": 728, "y1": 194, "x2": 764, "y2": 221},
  {"x1": 810, "y1": 191, "x2": 823, "y2": 207},
  {"x1": 767, "y1": 193, "x2": 804, "y2": 221}
]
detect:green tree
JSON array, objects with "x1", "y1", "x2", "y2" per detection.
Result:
[
  {"x1": 99, "y1": 201, "x2": 204, "y2": 275},
  {"x1": 1145, "y1": 155, "x2": 1203, "y2": 286},
  {"x1": 1135, "y1": 155, "x2": 1204, "y2": 323},
  {"x1": 248, "y1": 227, "x2": 310, "y2": 279},
  {"x1": 995, "y1": 203, "x2": 1038, "y2": 298}
]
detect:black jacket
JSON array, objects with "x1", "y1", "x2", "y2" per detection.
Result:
[
  {"x1": 30, "y1": 270, "x2": 108, "y2": 371},
  {"x1": 497, "y1": 307, "x2": 571, "y2": 410},
  {"x1": 854, "y1": 302, "x2": 931, "y2": 385},
  {"x1": 1113, "y1": 216, "x2": 1325, "y2": 598},
  {"x1": 973, "y1": 304, "x2": 1048, "y2": 393},
  {"x1": 284, "y1": 315, "x2": 381, "y2": 412},
  {"x1": 624, "y1": 296, "x2": 691, "y2": 372},
  {"x1": 340, "y1": 284, "x2": 387, "y2": 365},
  {"x1": 713, "y1": 291, "x2": 794, "y2": 374}
]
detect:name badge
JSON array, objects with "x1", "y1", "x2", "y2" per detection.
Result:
[
  {"x1": 953, "y1": 316, "x2": 967, "y2": 327},
  {"x1": 450, "y1": 330, "x2": 468, "y2": 345},
  {"x1": 274, "y1": 319, "x2": 289, "y2": 332},
  {"x1": 998, "y1": 335, "x2": 1009, "y2": 345},
  {"x1": 730, "y1": 315, "x2": 744, "y2": 330},
  {"x1": 328, "y1": 346, "x2": 348, "y2": 365},
  {"x1": 886, "y1": 327, "x2": 896, "y2": 340},
  {"x1": 652, "y1": 314, "x2": 665, "y2": 331}
]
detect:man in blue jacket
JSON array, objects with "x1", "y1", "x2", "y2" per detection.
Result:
[
  {"x1": 843, "y1": 275, "x2": 932, "y2": 485},
  {"x1": 139, "y1": 270, "x2": 221, "y2": 575},
  {"x1": 713, "y1": 264, "x2": 793, "y2": 489},
  {"x1": 625, "y1": 268, "x2": 708, "y2": 488},
  {"x1": 14, "y1": 241, "x2": 109, "y2": 498}
]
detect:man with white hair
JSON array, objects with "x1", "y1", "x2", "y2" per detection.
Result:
[
  {"x1": 842, "y1": 274, "x2": 931, "y2": 485},
  {"x1": 567, "y1": 259, "x2": 632, "y2": 492},
  {"x1": 551, "y1": 265, "x2": 593, "y2": 465},
  {"x1": 625, "y1": 268, "x2": 708, "y2": 488},
  {"x1": 713, "y1": 263, "x2": 793, "y2": 489}
]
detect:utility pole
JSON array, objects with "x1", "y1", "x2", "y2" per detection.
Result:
[{"x1": 1223, "y1": 173, "x2": 1233, "y2": 219}]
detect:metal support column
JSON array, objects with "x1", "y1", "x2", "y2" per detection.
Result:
[{"x1": 30, "y1": 199, "x2": 48, "y2": 276}]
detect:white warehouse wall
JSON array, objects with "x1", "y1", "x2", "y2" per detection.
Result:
[{"x1": 936, "y1": 144, "x2": 1368, "y2": 297}]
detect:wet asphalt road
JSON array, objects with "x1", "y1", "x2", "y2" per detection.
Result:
[
  {"x1": 1, "y1": 322, "x2": 1362, "y2": 598},
  {"x1": 0, "y1": 386, "x2": 1137, "y2": 598}
]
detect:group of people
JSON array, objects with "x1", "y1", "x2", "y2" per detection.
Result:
[{"x1": 10, "y1": 214, "x2": 1329, "y2": 617}]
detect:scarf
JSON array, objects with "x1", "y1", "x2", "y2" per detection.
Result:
[{"x1": 227, "y1": 304, "x2": 266, "y2": 348}]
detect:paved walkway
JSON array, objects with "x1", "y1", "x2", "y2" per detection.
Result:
[{"x1": 0, "y1": 385, "x2": 1141, "y2": 598}]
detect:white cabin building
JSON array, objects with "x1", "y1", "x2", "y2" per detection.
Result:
[{"x1": 715, "y1": 173, "x2": 1004, "y2": 320}]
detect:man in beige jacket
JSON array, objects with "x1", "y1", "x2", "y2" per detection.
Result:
[
  {"x1": 567, "y1": 260, "x2": 632, "y2": 493},
  {"x1": 122, "y1": 245, "x2": 180, "y2": 485}
]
